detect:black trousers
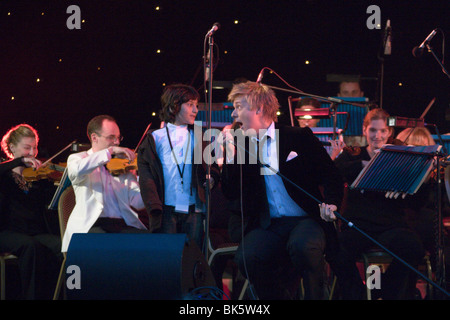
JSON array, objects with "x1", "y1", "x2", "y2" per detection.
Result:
[
  {"x1": 234, "y1": 216, "x2": 326, "y2": 300},
  {"x1": 332, "y1": 226, "x2": 425, "y2": 300},
  {"x1": 88, "y1": 217, "x2": 150, "y2": 234},
  {"x1": 160, "y1": 205, "x2": 204, "y2": 250},
  {"x1": 0, "y1": 231, "x2": 62, "y2": 299}
]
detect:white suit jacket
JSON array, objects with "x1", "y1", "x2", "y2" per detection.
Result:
[{"x1": 61, "y1": 148, "x2": 146, "y2": 252}]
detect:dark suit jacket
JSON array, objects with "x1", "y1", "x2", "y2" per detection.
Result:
[
  {"x1": 137, "y1": 125, "x2": 220, "y2": 231},
  {"x1": 221, "y1": 124, "x2": 344, "y2": 255}
]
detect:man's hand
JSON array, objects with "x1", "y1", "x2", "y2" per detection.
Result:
[
  {"x1": 109, "y1": 146, "x2": 136, "y2": 162},
  {"x1": 319, "y1": 203, "x2": 337, "y2": 222}
]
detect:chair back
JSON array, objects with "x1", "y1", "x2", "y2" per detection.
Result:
[{"x1": 57, "y1": 186, "x2": 75, "y2": 239}]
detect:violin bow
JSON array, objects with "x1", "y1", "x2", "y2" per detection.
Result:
[
  {"x1": 400, "y1": 98, "x2": 436, "y2": 145},
  {"x1": 40, "y1": 140, "x2": 77, "y2": 168},
  {"x1": 134, "y1": 123, "x2": 152, "y2": 153}
]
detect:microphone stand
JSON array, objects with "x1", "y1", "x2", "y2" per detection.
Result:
[
  {"x1": 425, "y1": 43, "x2": 450, "y2": 81},
  {"x1": 426, "y1": 123, "x2": 448, "y2": 298},
  {"x1": 434, "y1": 148, "x2": 447, "y2": 298},
  {"x1": 376, "y1": 25, "x2": 389, "y2": 109},
  {"x1": 226, "y1": 134, "x2": 450, "y2": 299},
  {"x1": 203, "y1": 33, "x2": 214, "y2": 260}
]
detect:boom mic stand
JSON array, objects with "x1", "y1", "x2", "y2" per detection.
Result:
[
  {"x1": 264, "y1": 82, "x2": 366, "y2": 141},
  {"x1": 425, "y1": 43, "x2": 450, "y2": 81},
  {"x1": 226, "y1": 125, "x2": 450, "y2": 299}
]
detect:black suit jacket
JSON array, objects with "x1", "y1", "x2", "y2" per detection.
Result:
[
  {"x1": 221, "y1": 124, "x2": 344, "y2": 255},
  {"x1": 137, "y1": 125, "x2": 220, "y2": 231}
]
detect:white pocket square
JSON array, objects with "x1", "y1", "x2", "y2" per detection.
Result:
[{"x1": 286, "y1": 151, "x2": 298, "y2": 162}]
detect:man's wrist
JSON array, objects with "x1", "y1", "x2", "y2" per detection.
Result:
[{"x1": 107, "y1": 147, "x2": 114, "y2": 157}]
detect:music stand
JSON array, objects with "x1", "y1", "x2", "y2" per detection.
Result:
[
  {"x1": 48, "y1": 168, "x2": 71, "y2": 210},
  {"x1": 350, "y1": 144, "x2": 447, "y2": 297},
  {"x1": 351, "y1": 144, "x2": 440, "y2": 198}
]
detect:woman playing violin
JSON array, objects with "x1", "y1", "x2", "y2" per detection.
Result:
[{"x1": 0, "y1": 124, "x2": 62, "y2": 299}]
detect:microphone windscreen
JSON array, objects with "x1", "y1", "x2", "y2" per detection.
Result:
[{"x1": 412, "y1": 46, "x2": 424, "y2": 58}]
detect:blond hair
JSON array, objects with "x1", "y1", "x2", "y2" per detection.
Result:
[
  {"x1": 228, "y1": 81, "x2": 279, "y2": 121},
  {"x1": 396, "y1": 127, "x2": 435, "y2": 146},
  {"x1": 1, "y1": 124, "x2": 39, "y2": 159}
]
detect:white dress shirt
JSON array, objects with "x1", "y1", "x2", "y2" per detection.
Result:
[
  {"x1": 261, "y1": 122, "x2": 307, "y2": 218},
  {"x1": 152, "y1": 123, "x2": 196, "y2": 213},
  {"x1": 62, "y1": 148, "x2": 146, "y2": 252}
]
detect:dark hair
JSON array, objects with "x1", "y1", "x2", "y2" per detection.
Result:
[
  {"x1": 87, "y1": 115, "x2": 116, "y2": 141},
  {"x1": 297, "y1": 97, "x2": 321, "y2": 109},
  {"x1": 362, "y1": 108, "x2": 393, "y2": 138},
  {"x1": 159, "y1": 84, "x2": 200, "y2": 123}
]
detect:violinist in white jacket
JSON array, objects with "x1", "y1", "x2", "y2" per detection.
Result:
[{"x1": 62, "y1": 115, "x2": 147, "y2": 252}]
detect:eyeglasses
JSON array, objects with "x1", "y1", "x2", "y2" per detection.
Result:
[{"x1": 97, "y1": 134, "x2": 124, "y2": 142}]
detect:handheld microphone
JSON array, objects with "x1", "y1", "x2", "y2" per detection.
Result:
[
  {"x1": 205, "y1": 48, "x2": 211, "y2": 82},
  {"x1": 412, "y1": 29, "x2": 437, "y2": 58},
  {"x1": 206, "y1": 22, "x2": 220, "y2": 37},
  {"x1": 384, "y1": 19, "x2": 392, "y2": 55}
]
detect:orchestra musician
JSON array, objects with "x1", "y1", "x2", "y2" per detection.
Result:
[
  {"x1": 396, "y1": 127, "x2": 442, "y2": 275},
  {"x1": 327, "y1": 108, "x2": 425, "y2": 299},
  {"x1": 296, "y1": 97, "x2": 345, "y2": 160},
  {"x1": 0, "y1": 124, "x2": 62, "y2": 299},
  {"x1": 296, "y1": 98, "x2": 321, "y2": 128},
  {"x1": 220, "y1": 81, "x2": 344, "y2": 299},
  {"x1": 137, "y1": 84, "x2": 220, "y2": 250},
  {"x1": 61, "y1": 115, "x2": 149, "y2": 253}
]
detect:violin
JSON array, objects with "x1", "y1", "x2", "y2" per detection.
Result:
[
  {"x1": 106, "y1": 123, "x2": 151, "y2": 176},
  {"x1": 342, "y1": 137, "x2": 407, "y2": 156},
  {"x1": 22, "y1": 140, "x2": 75, "y2": 182},
  {"x1": 23, "y1": 162, "x2": 66, "y2": 182},
  {"x1": 107, "y1": 156, "x2": 137, "y2": 176}
]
